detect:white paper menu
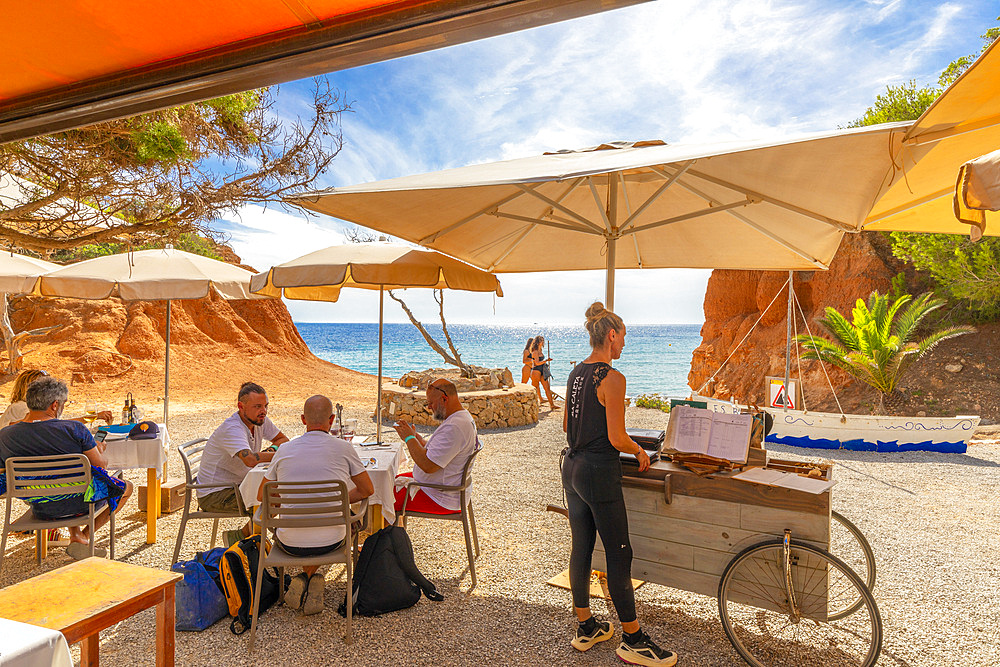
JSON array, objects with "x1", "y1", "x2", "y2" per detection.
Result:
[{"x1": 666, "y1": 406, "x2": 754, "y2": 464}]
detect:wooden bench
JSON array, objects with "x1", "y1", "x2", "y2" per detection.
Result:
[{"x1": 0, "y1": 558, "x2": 182, "y2": 666}]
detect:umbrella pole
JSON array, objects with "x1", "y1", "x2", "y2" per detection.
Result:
[
  {"x1": 164, "y1": 300, "x2": 170, "y2": 426},
  {"x1": 605, "y1": 236, "x2": 616, "y2": 310},
  {"x1": 377, "y1": 285, "x2": 384, "y2": 444},
  {"x1": 783, "y1": 272, "x2": 793, "y2": 412}
]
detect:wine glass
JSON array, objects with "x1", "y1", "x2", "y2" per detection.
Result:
[{"x1": 84, "y1": 401, "x2": 97, "y2": 422}]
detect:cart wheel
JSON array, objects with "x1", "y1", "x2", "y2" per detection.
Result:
[
  {"x1": 829, "y1": 510, "x2": 876, "y2": 620},
  {"x1": 718, "y1": 539, "x2": 882, "y2": 667}
]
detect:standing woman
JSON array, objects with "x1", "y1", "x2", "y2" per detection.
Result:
[
  {"x1": 530, "y1": 335, "x2": 559, "y2": 410},
  {"x1": 561, "y1": 303, "x2": 677, "y2": 666},
  {"x1": 520, "y1": 337, "x2": 534, "y2": 384}
]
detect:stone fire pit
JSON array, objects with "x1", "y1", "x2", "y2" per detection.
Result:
[{"x1": 380, "y1": 367, "x2": 539, "y2": 429}]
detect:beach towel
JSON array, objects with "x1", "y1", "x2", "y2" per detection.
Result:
[{"x1": 0, "y1": 466, "x2": 127, "y2": 511}]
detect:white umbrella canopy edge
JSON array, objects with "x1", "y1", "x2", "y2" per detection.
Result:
[
  {"x1": 286, "y1": 123, "x2": 911, "y2": 306},
  {"x1": 251, "y1": 242, "x2": 503, "y2": 443},
  {"x1": 0, "y1": 251, "x2": 60, "y2": 294},
  {"x1": 34, "y1": 247, "x2": 269, "y2": 426}
]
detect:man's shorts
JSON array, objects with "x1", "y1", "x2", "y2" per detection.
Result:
[{"x1": 198, "y1": 487, "x2": 240, "y2": 513}]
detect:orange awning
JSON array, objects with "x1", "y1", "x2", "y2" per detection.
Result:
[{"x1": 0, "y1": 0, "x2": 644, "y2": 143}]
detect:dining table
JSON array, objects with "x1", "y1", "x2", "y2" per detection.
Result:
[
  {"x1": 99, "y1": 424, "x2": 170, "y2": 544},
  {"x1": 238, "y1": 439, "x2": 406, "y2": 530}
]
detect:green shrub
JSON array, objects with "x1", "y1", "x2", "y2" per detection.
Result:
[{"x1": 635, "y1": 393, "x2": 670, "y2": 412}]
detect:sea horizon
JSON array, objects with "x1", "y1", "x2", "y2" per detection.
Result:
[{"x1": 295, "y1": 322, "x2": 703, "y2": 397}]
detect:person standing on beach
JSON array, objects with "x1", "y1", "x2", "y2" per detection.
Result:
[
  {"x1": 530, "y1": 335, "x2": 559, "y2": 410},
  {"x1": 520, "y1": 337, "x2": 534, "y2": 384},
  {"x1": 561, "y1": 303, "x2": 677, "y2": 666},
  {"x1": 197, "y1": 381, "x2": 289, "y2": 546}
]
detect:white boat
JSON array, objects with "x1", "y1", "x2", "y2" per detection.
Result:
[
  {"x1": 763, "y1": 408, "x2": 979, "y2": 454},
  {"x1": 691, "y1": 395, "x2": 979, "y2": 454}
]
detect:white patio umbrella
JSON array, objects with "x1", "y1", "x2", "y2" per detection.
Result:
[
  {"x1": 251, "y1": 242, "x2": 503, "y2": 443},
  {"x1": 35, "y1": 246, "x2": 266, "y2": 425},
  {"x1": 286, "y1": 124, "x2": 911, "y2": 308}
]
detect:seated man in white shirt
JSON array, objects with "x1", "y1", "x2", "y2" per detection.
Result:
[
  {"x1": 258, "y1": 394, "x2": 373, "y2": 615},
  {"x1": 197, "y1": 382, "x2": 288, "y2": 545},
  {"x1": 392, "y1": 378, "x2": 478, "y2": 515}
]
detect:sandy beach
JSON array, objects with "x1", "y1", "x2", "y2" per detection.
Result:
[{"x1": 1, "y1": 391, "x2": 998, "y2": 666}]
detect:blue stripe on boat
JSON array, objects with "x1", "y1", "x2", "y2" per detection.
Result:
[{"x1": 765, "y1": 434, "x2": 967, "y2": 454}]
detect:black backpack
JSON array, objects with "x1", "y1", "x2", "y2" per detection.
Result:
[{"x1": 338, "y1": 526, "x2": 444, "y2": 617}]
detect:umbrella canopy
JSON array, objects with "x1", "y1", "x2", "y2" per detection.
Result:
[
  {"x1": 252, "y1": 242, "x2": 502, "y2": 443},
  {"x1": 864, "y1": 39, "x2": 1000, "y2": 236},
  {"x1": 0, "y1": 251, "x2": 59, "y2": 294},
  {"x1": 250, "y1": 242, "x2": 503, "y2": 301},
  {"x1": 287, "y1": 124, "x2": 910, "y2": 306},
  {"x1": 35, "y1": 247, "x2": 261, "y2": 301},
  {"x1": 35, "y1": 247, "x2": 266, "y2": 426}
]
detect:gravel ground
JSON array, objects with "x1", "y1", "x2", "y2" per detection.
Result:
[{"x1": 2, "y1": 402, "x2": 998, "y2": 666}]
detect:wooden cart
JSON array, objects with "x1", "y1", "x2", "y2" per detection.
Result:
[{"x1": 573, "y1": 457, "x2": 882, "y2": 667}]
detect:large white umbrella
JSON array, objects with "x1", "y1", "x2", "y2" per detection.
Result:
[
  {"x1": 35, "y1": 246, "x2": 265, "y2": 424},
  {"x1": 286, "y1": 124, "x2": 911, "y2": 308},
  {"x1": 251, "y1": 242, "x2": 503, "y2": 443}
]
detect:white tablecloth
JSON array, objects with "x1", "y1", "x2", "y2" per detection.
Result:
[
  {"x1": 101, "y1": 424, "x2": 170, "y2": 476},
  {"x1": 237, "y1": 442, "x2": 405, "y2": 525},
  {"x1": 0, "y1": 618, "x2": 73, "y2": 667}
]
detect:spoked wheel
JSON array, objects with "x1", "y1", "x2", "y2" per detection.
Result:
[
  {"x1": 829, "y1": 511, "x2": 876, "y2": 620},
  {"x1": 718, "y1": 539, "x2": 882, "y2": 667}
]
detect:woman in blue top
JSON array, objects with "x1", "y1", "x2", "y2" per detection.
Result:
[{"x1": 562, "y1": 302, "x2": 677, "y2": 666}]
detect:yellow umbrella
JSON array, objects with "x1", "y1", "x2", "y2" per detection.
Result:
[
  {"x1": 251, "y1": 242, "x2": 503, "y2": 443},
  {"x1": 864, "y1": 39, "x2": 1000, "y2": 236}
]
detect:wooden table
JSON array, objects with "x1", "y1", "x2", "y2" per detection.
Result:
[{"x1": 0, "y1": 558, "x2": 182, "y2": 667}]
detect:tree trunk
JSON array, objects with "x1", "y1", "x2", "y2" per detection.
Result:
[
  {"x1": 0, "y1": 293, "x2": 63, "y2": 374},
  {"x1": 388, "y1": 290, "x2": 473, "y2": 377}
]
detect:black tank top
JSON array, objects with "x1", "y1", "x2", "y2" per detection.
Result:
[{"x1": 566, "y1": 361, "x2": 617, "y2": 457}]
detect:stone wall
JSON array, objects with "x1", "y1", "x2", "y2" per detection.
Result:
[{"x1": 381, "y1": 382, "x2": 539, "y2": 429}]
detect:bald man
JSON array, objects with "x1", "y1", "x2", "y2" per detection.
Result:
[
  {"x1": 392, "y1": 378, "x2": 479, "y2": 515},
  {"x1": 258, "y1": 395, "x2": 373, "y2": 616}
]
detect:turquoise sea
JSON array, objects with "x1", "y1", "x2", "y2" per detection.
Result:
[{"x1": 296, "y1": 323, "x2": 702, "y2": 397}]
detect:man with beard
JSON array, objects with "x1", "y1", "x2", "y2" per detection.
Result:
[
  {"x1": 392, "y1": 378, "x2": 478, "y2": 515},
  {"x1": 198, "y1": 382, "x2": 288, "y2": 545}
]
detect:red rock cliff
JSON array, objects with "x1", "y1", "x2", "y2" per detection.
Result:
[{"x1": 687, "y1": 233, "x2": 907, "y2": 412}]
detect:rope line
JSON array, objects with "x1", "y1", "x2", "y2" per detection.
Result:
[{"x1": 792, "y1": 287, "x2": 845, "y2": 415}]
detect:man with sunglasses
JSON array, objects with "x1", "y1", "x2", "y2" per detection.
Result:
[{"x1": 392, "y1": 379, "x2": 478, "y2": 515}]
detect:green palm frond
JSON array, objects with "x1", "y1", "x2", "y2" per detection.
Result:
[
  {"x1": 892, "y1": 292, "x2": 943, "y2": 343},
  {"x1": 795, "y1": 289, "x2": 975, "y2": 414}
]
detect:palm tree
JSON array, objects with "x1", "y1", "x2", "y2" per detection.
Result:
[{"x1": 795, "y1": 291, "x2": 974, "y2": 415}]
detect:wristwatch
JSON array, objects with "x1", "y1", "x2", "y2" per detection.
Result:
[{"x1": 265, "y1": 445, "x2": 278, "y2": 453}]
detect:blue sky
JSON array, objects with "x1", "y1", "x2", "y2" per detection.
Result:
[{"x1": 217, "y1": 0, "x2": 997, "y2": 326}]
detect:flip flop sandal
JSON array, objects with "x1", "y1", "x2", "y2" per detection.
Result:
[{"x1": 65, "y1": 542, "x2": 107, "y2": 560}]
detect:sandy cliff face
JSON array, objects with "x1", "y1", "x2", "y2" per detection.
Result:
[
  {"x1": 2, "y1": 291, "x2": 375, "y2": 408},
  {"x1": 687, "y1": 233, "x2": 906, "y2": 412}
]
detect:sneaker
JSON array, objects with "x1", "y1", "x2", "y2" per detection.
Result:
[
  {"x1": 302, "y1": 573, "x2": 325, "y2": 615},
  {"x1": 616, "y1": 632, "x2": 677, "y2": 666},
  {"x1": 571, "y1": 619, "x2": 614, "y2": 651},
  {"x1": 224, "y1": 529, "x2": 244, "y2": 548},
  {"x1": 285, "y1": 573, "x2": 308, "y2": 610}
]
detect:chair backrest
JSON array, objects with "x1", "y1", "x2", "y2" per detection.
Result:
[
  {"x1": 458, "y1": 438, "x2": 483, "y2": 487},
  {"x1": 5, "y1": 454, "x2": 92, "y2": 500},
  {"x1": 259, "y1": 480, "x2": 352, "y2": 534},
  {"x1": 177, "y1": 438, "x2": 209, "y2": 484}
]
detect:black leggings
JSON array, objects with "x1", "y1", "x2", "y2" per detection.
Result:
[{"x1": 561, "y1": 450, "x2": 636, "y2": 623}]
